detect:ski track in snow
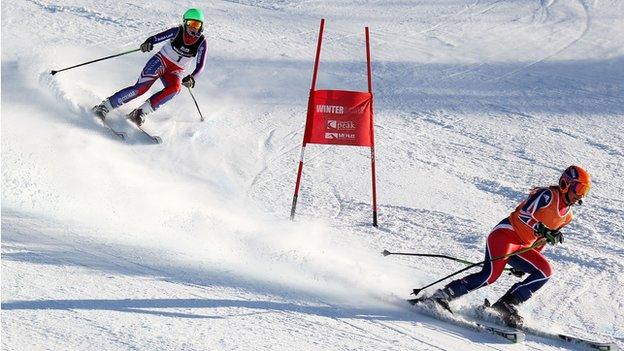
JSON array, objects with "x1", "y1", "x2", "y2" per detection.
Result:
[{"x1": 2, "y1": 0, "x2": 624, "y2": 350}]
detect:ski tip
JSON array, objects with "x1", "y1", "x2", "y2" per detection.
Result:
[
  {"x1": 509, "y1": 331, "x2": 525, "y2": 343},
  {"x1": 50, "y1": 70, "x2": 57, "y2": 75},
  {"x1": 382, "y1": 250, "x2": 391, "y2": 256},
  {"x1": 603, "y1": 343, "x2": 618, "y2": 351}
]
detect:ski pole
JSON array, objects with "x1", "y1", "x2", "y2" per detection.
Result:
[
  {"x1": 382, "y1": 250, "x2": 522, "y2": 275},
  {"x1": 383, "y1": 250, "x2": 477, "y2": 265},
  {"x1": 50, "y1": 48, "x2": 141, "y2": 75},
  {"x1": 411, "y1": 238, "x2": 546, "y2": 298},
  {"x1": 187, "y1": 87, "x2": 204, "y2": 122}
]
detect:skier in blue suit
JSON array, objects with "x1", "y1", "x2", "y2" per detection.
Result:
[{"x1": 93, "y1": 8, "x2": 207, "y2": 126}]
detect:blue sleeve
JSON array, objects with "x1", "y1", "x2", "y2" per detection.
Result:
[
  {"x1": 520, "y1": 188, "x2": 552, "y2": 213},
  {"x1": 516, "y1": 188, "x2": 553, "y2": 230},
  {"x1": 191, "y1": 39, "x2": 207, "y2": 77},
  {"x1": 146, "y1": 27, "x2": 179, "y2": 44}
]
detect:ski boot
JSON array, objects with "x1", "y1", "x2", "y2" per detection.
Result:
[
  {"x1": 127, "y1": 100, "x2": 154, "y2": 127},
  {"x1": 409, "y1": 287, "x2": 454, "y2": 314},
  {"x1": 491, "y1": 292, "x2": 524, "y2": 328},
  {"x1": 428, "y1": 287, "x2": 455, "y2": 313},
  {"x1": 127, "y1": 108, "x2": 146, "y2": 126},
  {"x1": 92, "y1": 99, "x2": 113, "y2": 120}
]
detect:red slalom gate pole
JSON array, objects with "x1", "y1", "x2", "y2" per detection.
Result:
[
  {"x1": 365, "y1": 27, "x2": 378, "y2": 227},
  {"x1": 290, "y1": 19, "x2": 325, "y2": 221},
  {"x1": 310, "y1": 19, "x2": 325, "y2": 94}
]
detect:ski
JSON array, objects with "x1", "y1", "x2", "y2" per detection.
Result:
[
  {"x1": 476, "y1": 321, "x2": 524, "y2": 343},
  {"x1": 522, "y1": 326, "x2": 617, "y2": 351},
  {"x1": 136, "y1": 126, "x2": 162, "y2": 144},
  {"x1": 407, "y1": 298, "x2": 525, "y2": 343},
  {"x1": 126, "y1": 118, "x2": 162, "y2": 144},
  {"x1": 92, "y1": 113, "x2": 127, "y2": 140},
  {"x1": 481, "y1": 299, "x2": 617, "y2": 350}
]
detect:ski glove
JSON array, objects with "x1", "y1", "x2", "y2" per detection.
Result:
[
  {"x1": 536, "y1": 223, "x2": 564, "y2": 245},
  {"x1": 182, "y1": 75, "x2": 195, "y2": 88},
  {"x1": 140, "y1": 41, "x2": 153, "y2": 52}
]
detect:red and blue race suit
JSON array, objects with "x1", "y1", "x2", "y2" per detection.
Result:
[
  {"x1": 444, "y1": 187, "x2": 573, "y2": 303},
  {"x1": 107, "y1": 26, "x2": 207, "y2": 111}
]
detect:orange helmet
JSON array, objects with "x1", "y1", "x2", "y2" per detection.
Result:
[{"x1": 559, "y1": 165, "x2": 591, "y2": 197}]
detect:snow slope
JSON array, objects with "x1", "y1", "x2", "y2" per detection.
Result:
[{"x1": 2, "y1": 0, "x2": 623, "y2": 350}]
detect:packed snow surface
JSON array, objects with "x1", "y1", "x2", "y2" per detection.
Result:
[{"x1": 2, "y1": 0, "x2": 623, "y2": 350}]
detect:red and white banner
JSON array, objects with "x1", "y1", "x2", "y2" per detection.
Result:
[
  {"x1": 290, "y1": 19, "x2": 378, "y2": 227},
  {"x1": 304, "y1": 90, "x2": 373, "y2": 147}
]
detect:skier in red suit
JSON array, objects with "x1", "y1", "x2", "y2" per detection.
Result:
[{"x1": 426, "y1": 165, "x2": 592, "y2": 327}]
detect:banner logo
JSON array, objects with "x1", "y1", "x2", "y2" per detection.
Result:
[
  {"x1": 325, "y1": 132, "x2": 356, "y2": 140},
  {"x1": 316, "y1": 105, "x2": 345, "y2": 114},
  {"x1": 327, "y1": 120, "x2": 356, "y2": 130}
]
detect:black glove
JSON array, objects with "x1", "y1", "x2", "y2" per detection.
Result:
[
  {"x1": 140, "y1": 41, "x2": 153, "y2": 52},
  {"x1": 508, "y1": 267, "x2": 526, "y2": 278},
  {"x1": 182, "y1": 75, "x2": 195, "y2": 88},
  {"x1": 536, "y1": 223, "x2": 564, "y2": 245}
]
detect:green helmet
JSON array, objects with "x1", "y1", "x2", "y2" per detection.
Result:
[{"x1": 183, "y1": 8, "x2": 204, "y2": 23}]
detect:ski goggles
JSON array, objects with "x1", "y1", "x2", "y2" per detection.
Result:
[
  {"x1": 185, "y1": 20, "x2": 203, "y2": 36},
  {"x1": 570, "y1": 181, "x2": 591, "y2": 197}
]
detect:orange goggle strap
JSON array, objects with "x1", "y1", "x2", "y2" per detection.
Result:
[{"x1": 559, "y1": 177, "x2": 571, "y2": 192}]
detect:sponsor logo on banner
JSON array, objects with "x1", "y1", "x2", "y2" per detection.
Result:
[
  {"x1": 325, "y1": 132, "x2": 356, "y2": 140},
  {"x1": 316, "y1": 105, "x2": 367, "y2": 116},
  {"x1": 316, "y1": 105, "x2": 345, "y2": 114},
  {"x1": 327, "y1": 120, "x2": 356, "y2": 130}
]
